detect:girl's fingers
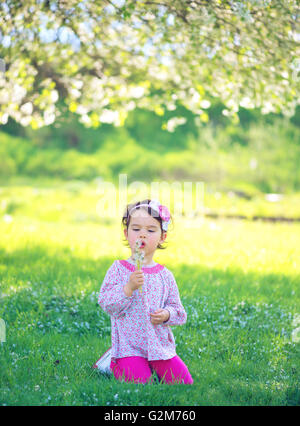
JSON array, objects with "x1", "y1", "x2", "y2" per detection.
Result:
[
  {"x1": 150, "y1": 310, "x2": 163, "y2": 317},
  {"x1": 151, "y1": 318, "x2": 162, "y2": 324},
  {"x1": 150, "y1": 309, "x2": 169, "y2": 324},
  {"x1": 150, "y1": 313, "x2": 163, "y2": 323}
]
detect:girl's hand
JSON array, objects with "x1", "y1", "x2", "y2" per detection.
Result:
[
  {"x1": 150, "y1": 309, "x2": 170, "y2": 325},
  {"x1": 124, "y1": 270, "x2": 144, "y2": 296}
]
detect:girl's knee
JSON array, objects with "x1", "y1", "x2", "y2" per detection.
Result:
[
  {"x1": 151, "y1": 356, "x2": 193, "y2": 385},
  {"x1": 111, "y1": 357, "x2": 153, "y2": 384}
]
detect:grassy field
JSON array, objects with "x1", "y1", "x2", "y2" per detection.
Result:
[{"x1": 0, "y1": 180, "x2": 299, "y2": 406}]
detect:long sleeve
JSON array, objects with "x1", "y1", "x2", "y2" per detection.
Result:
[
  {"x1": 163, "y1": 270, "x2": 187, "y2": 326},
  {"x1": 98, "y1": 261, "x2": 134, "y2": 318}
]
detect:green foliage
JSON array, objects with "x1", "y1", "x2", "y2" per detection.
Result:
[
  {"x1": 125, "y1": 106, "x2": 198, "y2": 153},
  {"x1": 1, "y1": 106, "x2": 299, "y2": 193}
]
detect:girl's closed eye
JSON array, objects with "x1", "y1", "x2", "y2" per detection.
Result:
[{"x1": 132, "y1": 228, "x2": 155, "y2": 232}]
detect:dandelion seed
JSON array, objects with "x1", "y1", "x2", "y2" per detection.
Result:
[{"x1": 134, "y1": 239, "x2": 145, "y2": 293}]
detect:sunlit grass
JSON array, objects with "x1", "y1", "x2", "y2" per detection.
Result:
[
  {"x1": 1, "y1": 177, "x2": 300, "y2": 222},
  {"x1": 0, "y1": 181, "x2": 299, "y2": 406}
]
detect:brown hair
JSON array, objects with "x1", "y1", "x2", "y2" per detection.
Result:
[{"x1": 122, "y1": 199, "x2": 172, "y2": 250}]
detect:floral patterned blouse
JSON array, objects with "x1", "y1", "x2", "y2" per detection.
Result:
[{"x1": 98, "y1": 259, "x2": 187, "y2": 361}]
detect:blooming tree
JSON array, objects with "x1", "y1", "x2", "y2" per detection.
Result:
[{"x1": 0, "y1": 0, "x2": 299, "y2": 129}]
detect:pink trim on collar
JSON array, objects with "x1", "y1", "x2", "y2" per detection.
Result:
[{"x1": 119, "y1": 260, "x2": 165, "y2": 274}]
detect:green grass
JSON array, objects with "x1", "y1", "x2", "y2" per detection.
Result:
[{"x1": 0, "y1": 180, "x2": 299, "y2": 406}]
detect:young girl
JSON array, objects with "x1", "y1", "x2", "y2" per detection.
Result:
[{"x1": 98, "y1": 199, "x2": 193, "y2": 384}]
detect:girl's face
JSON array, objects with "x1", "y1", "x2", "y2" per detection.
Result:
[{"x1": 124, "y1": 209, "x2": 166, "y2": 257}]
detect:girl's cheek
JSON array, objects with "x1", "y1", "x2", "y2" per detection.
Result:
[
  {"x1": 126, "y1": 234, "x2": 135, "y2": 248},
  {"x1": 130, "y1": 237, "x2": 137, "y2": 247},
  {"x1": 149, "y1": 234, "x2": 160, "y2": 245}
]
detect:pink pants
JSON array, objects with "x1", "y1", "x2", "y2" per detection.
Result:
[{"x1": 110, "y1": 355, "x2": 193, "y2": 384}]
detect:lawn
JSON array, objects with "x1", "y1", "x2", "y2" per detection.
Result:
[{"x1": 0, "y1": 180, "x2": 299, "y2": 406}]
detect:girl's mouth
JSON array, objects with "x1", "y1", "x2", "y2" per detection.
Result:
[{"x1": 140, "y1": 241, "x2": 146, "y2": 248}]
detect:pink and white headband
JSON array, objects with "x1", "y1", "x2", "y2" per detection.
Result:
[{"x1": 129, "y1": 199, "x2": 171, "y2": 231}]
